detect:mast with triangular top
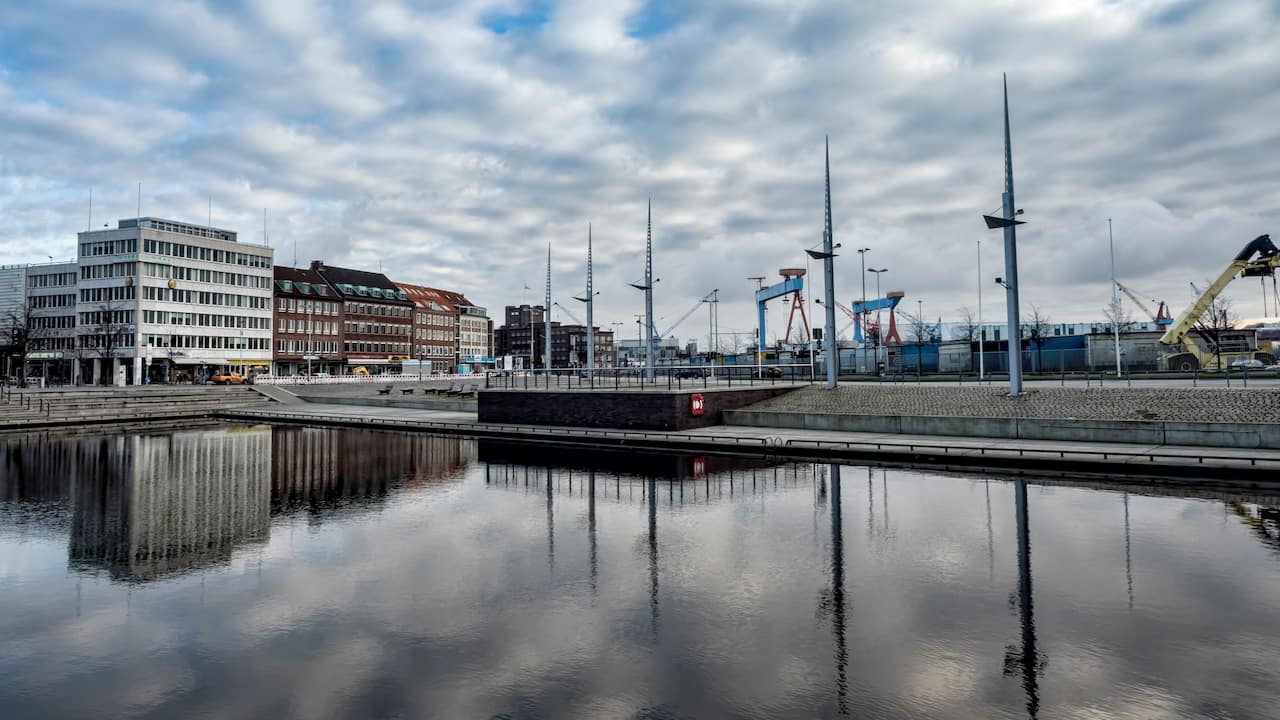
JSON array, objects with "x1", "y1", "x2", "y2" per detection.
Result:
[
  {"x1": 545, "y1": 243, "x2": 553, "y2": 373},
  {"x1": 644, "y1": 201, "x2": 655, "y2": 382},
  {"x1": 999, "y1": 73, "x2": 1023, "y2": 396},
  {"x1": 822, "y1": 136, "x2": 838, "y2": 389},
  {"x1": 586, "y1": 224, "x2": 594, "y2": 376}
]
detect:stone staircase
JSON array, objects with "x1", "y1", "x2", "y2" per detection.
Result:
[{"x1": 0, "y1": 385, "x2": 275, "y2": 430}]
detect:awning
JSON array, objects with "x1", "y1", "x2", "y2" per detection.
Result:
[{"x1": 172, "y1": 358, "x2": 228, "y2": 366}]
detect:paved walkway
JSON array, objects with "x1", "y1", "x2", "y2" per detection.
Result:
[{"x1": 744, "y1": 384, "x2": 1280, "y2": 423}]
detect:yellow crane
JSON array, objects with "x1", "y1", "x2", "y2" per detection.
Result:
[{"x1": 1160, "y1": 234, "x2": 1277, "y2": 370}]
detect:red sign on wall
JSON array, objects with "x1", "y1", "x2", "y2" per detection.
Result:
[{"x1": 690, "y1": 393, "x2": 705, "y2": 416}]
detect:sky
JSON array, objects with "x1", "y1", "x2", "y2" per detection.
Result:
[{"x1": 2, "y1": 0, "x2": 1279, "y2": 344}]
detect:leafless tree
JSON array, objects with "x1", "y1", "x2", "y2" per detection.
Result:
[
  {"x1": 901, "y1": 310, "x2": 934, "y2": 374},
  {"x1": 1101, "y1": 303, "x2": 1138, "y2": 334},
  {"x1": 954, "y1": 306, "x2": 980, "y2": 342},
  {"x1": 1, "y1": 302, "x2": 48, "y2": 387},
  {"x1": 80, "y1": 296, "x2": 132, "y2": 383},
  {"x1": 1021, "y1": 305, "x2": 1052, "y2": 372},
  {"x1": 1193, "y1": 294, "x2": 1239, "y2": 369}
]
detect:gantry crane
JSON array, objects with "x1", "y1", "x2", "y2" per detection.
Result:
[{"x1": 1160, "y1": 234, "x2": 1278, "y2": 370}]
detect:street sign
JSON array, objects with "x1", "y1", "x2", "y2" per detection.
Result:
[{"x1": 690, "y1": 393, "x2": 705, "y2": 416}]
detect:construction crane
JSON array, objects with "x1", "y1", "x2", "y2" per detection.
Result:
[
  {"x1": 552, "y1": 301, "x2": 584, "y2": 326},
  {"x1": 654, "y1": 290, "x2": 720, "y2": 340},
  {"x1": 1160, "y1": 234, "x2": 1278, "y2": 370},
  {"x1": 1115, "y1": 282, "x2": 1172, "y2": 326}
]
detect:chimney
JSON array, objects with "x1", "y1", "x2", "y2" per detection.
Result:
[{"x1": 310, "y1": 260, "x2": 324, "y2": 272}]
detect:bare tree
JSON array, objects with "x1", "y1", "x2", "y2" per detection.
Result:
[
  {"x1": 1, "y1": 302, "x2": 47, "y2": 387},
  {"x1": 1193, "y1": 294, "x2": 1239, "y2": 369},
  {"x1": 901, "y1": 310, "x2": 935, "y2": 374},
  {"x1": 80, "y1": 297, "x2": 132, "y2": 384},
  {"x1": 1101, "y1": 303, "x2": 1138, "y2": 334},
  {"x1": 954, "y1": 306, "x2": 980, "y2": 342},
  {"x1": 1021, "y1": 305, "x2": 1052, "y2": 372}
]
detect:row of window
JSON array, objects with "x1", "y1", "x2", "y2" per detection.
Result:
[
  {"x1": 345, "y1": 342, "x2": 410, "y2": 354},
  {"x1": 415, "y1": 312, "x2": 453, "y2": 327},
  {"x1": 141, "y1": 310, "x2": 270, "y2": 330},
  {"x1": 79, "y1": 310, "x2": 135, "y2": 326},
  {"x1": 344, "y1": 302, "x2": 411, "y2": 319},
  {"x1": 30, "y1": 337, "x2": 76, "y2": 351},
  {"x1": 278, "y1": 298, "x2": 340, "y2": 315},
  {"x1": 79, "y1": 332, "x2": 134, "y2": 351},
  {"x1": 276, "y1": 340, "x2": 340, "y2": 355},
  {"x1": 415, "y1": 328, "x2": 452, "y2": 341},
  {"x1": 30, "y1": 316, "x2": 75, "y2": 330},
  {"x1": 142, "y1": 286, "x2": 270, "y2": 309},
  {"x1": 143, "y1": 239, "x2": 271, "y2": 268},
  {"x1": 414, "y1": 344, "x2": 453, "y2": 357},
  {"x1": 139, "y1": 334, "x2": 270, "y2": 350},
  {"x1": 30, "y1": 294, "x2": 76, "y2": 308},
  {"x1": 80, "y1": 239, "x2": 138, "y2": 257},
  {"x1": 344, "y1": 322, "x2": 411, "y2": 337},
  {"x1": 29, "y1": 272, "x2": 77, "y2": 287},
  {"x1": 278, "y1": 319, "x2": 338, "y2": 335},
  {"x1": 80, "y1": 286, "x2": 136, "y2": 303},
  {"x1": 144, "y1": 262, "x2": 271, "y2": 289},
  {"x1": 80, "y1": 262, "x2": 136, "y2": 280}
]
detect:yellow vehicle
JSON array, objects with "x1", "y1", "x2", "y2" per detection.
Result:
[
  {"x1": 352, "y1": 366, "x2": 370, "y2": 376},
  {"x1": 211, "y1": 371, "x2": 247, "y2": 385},
  {"x1": 1160, "y1": 234, "x2": 1278, "y2": 370}
]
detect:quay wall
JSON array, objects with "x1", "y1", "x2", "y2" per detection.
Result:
[
  {"x1": 724, "y1": 410, "x2": 1280, "y2": 450},
  {"x1": 478, "y1": 386, "x2": 796, "y2": 431}
]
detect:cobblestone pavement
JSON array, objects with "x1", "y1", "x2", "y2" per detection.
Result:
[{"x1": 744, "y1": 385, "x2": 1280, "y2": 423}]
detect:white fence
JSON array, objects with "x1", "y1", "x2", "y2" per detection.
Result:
[{"x1": 254, "y1": 373, "x2": 484, "y2": 386}]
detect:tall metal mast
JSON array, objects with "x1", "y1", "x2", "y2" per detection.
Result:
[
  {"x1": 1108, "y1": 218, "x2": 1122, "y2": 375},
  {"x1": 586, "y1": 224, "x2": 594, "y2": 376},
  {"x1": 823, "y1": 137, "x2": 838, "y2": 389},
  {"x1": 545, "y1": 243, "x2": 552, "y2": 373},
  {"x1": 645, "y1": 200, "x2": 656, "y2": 382},
  {"x1": 1000, "y1": 74, "x2": 1023, "y2": 396}
]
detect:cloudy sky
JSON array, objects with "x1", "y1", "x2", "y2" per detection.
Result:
[{"x1": 2, "y1": 0, "x2": 1279, "y2": 341}]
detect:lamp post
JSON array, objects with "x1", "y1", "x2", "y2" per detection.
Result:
[
  {"x1": 981, "y1": 74, "x2": 1026, "y2": 397},
  {"x1": 703, "y1": 289, "x2": 719, "y2": 378},
  {"x1": 977, "y1": 238, "x2": 985, "y2": 381}
]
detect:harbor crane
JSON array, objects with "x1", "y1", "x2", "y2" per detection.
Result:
[
  {"x1": 552, "y1": 301, "x2": 585, "y2": 326},
  {"x1": 1114, "y1": 282, "x2": 1172, "y2": 327},
  {"x1": 653, "y1": 290, "x2": 720, "y2": 340},
  {"x1": 1160, "y1": 234, "x2": 1277, "y2": 370}
]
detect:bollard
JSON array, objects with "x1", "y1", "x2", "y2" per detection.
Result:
[
  {"x1": 1226, "y1": 367, "x2": 1231, "y2": 388},
  {"x1": 1244, "y1": 365, "x2": 1249, "y2": 388},
  {"x1": 1126, "y1": 371, "x2": 1131, "y2": 388},
  {"x1": 1193, "y1": 368, "x2": 1198, "y2": 387},
  {"x1": 1061, "y1": 367, "x2": 1065, "y2": 387}
]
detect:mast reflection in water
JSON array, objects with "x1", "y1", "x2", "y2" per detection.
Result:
[{"x1": 3, "y1": 427, "x2": 1280, "y2": 719}]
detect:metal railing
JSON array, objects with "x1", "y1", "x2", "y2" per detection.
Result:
[{"x1": 482, "y1": 364, "x2": 815, "y2": 391}]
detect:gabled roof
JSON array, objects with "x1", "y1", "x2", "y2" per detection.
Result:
[
  {"x1": 311, "y1": 262, "x2": 411, "y2": 305},
  {"x1": 395, "y1": 282, "x2": 459, "y2": 313},
  {"x1": 274, "y1": 265, "x2": 336, "y2": 299}
]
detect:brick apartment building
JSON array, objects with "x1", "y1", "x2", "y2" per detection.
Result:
[
  {"x1": 397, "y1": 283, "x2": 458, "y2": 374},
  {"x1": 311, "y1": 261, "x2": 413, "y2": 373},
  {"x1": 272, "y1": 265, "x2": 343, "y2": 375}
]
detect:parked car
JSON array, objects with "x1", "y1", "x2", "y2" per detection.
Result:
[
  {"x1": 763, "y1": 366, "x2": 784, "y2": 378},
  {"x1": 211, "y1": 372, "x2": 246, "y2": 385},
  {"x1": 1228, "y1": 359, "x2": 1266, "y2": 370},
  {"x1": 675, "y1": 368, "x2": 707, "y2": 379}
]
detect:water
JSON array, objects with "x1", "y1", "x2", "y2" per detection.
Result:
[{"x1": 2, "y1": 425, "x2": 1279, "y2": 719}]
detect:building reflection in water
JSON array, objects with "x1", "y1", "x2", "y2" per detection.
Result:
[
  {"x1": 270, "y1": 427, "x2": 474, "y2": 518},
  {"x1": 66, "y1": 427, "x2": 273, "y2": 582},
  {"x1": 827, "y1": 464, "x2": 849, "y2": 716},
  {"x1": 1, "y1": 426, "x2": 476, "y2": 583}
]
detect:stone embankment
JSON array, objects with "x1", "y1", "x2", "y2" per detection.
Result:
[
  {"x1": 0, "y1": 385, "x2": 275, "y2": 432},
  {"x1": 728, "y1": 385, "x2": 1280, "y2": 449}
]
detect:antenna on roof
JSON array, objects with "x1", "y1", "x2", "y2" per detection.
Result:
[
  {"x1": 87, "y1": 187, "x2": 93, "y2": 231},
  {"x1": 263, "y1": 208, "x2": 268, "y2": 248},
  {"x1": 207, "y1": 195, "x2": 212, "y2": 233}
]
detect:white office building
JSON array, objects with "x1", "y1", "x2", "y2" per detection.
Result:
[{"x1": 77, "y1": 217, "x2": 274, "y2": 385}]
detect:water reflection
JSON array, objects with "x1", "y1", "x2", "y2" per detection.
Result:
[{"x1": 3, "y1": 428, "x2": 1280, "y2": 718}]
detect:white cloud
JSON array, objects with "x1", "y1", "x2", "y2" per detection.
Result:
[{"x1": 0, "y1": 0, "x2": 1278, "y2": 335}]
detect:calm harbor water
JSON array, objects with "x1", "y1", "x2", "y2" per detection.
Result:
[{"x1": 2, "y1": 426, "x2": 1279, "y2": 719}]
